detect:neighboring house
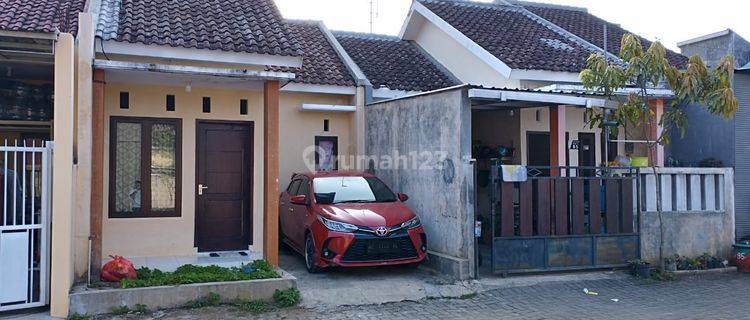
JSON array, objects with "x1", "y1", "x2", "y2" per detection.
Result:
[
  {"x1": 355, "y1": 0, "x2": 704, "y2": 279},
  {"x1": 0, "y1": 0, "x2": 86, "y2": 315},
  {"x1": 672, "y1": 29, "x2": 750, "y2": 240}
]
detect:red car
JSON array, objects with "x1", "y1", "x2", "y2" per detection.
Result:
[{"x1": 279, "y1": 171, "x2": 427, "y2": 273}]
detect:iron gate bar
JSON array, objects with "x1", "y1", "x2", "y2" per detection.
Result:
[{"x1": 0, "y1": 141, "x2": 52, "y2": 312}]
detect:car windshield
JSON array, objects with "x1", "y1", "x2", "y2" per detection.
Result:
[{"x1": 313, "y1": 176, "x2": 397, "y2": 204}]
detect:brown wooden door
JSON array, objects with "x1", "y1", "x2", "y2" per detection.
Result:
[
  {"x1": 195, "y1": 121, "x2": 253, "y2": 252},
  {"x1": 578, "y1": 132, "x2": 596, "y2": 176}
]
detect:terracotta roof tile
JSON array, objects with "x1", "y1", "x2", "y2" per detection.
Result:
[
  {"x1": 521, "y1": 2, "x2": 689, "y2": 68},
  {"x1": 97, "y1": 0, "x2": 302, "y2": 56},
  {"x1": 270, "y1": 21, "x2": 355, "y2": 87},
  {"x1": 0, "y1": 0, "x2": 86, "y2": 34},
  {"x1": 334, "y1": 32, "x2": 458, "y2": 92},
  {"x1": 420, "y1": 0, "x2": 595, "y2": 73}
]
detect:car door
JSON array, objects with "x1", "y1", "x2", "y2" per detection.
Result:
[
  {"x1": 290, "y1": 176, "x2": 312, "y2": 247},
  {"x1": 280, "y1": 178, "x2": 301, "y2": 246}
]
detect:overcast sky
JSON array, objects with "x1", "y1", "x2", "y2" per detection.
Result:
[{"x1": 275, "y1": 0, "x2": 750, "y2": 52}]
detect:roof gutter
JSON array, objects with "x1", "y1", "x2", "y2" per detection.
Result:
[{"x1": 93, "y1": 59, "x2": 296, "y2": 81}]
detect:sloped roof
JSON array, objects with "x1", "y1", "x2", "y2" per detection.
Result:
[
  {"x1": 269, "y1": 21, "x2": 355, "y2": 87},
  {"x1": 520, "y1": 1, "x2": 689, "y2": 68},
  {"x1": 334, "y1": 32, "x2": 458, "y2": 92},
  {"x1": 96, "y1": 0, "x2": 302, "y2": 56},
  {"x1": 0, "y1": 0, "x2": 86, "y2": 34},
  {"x1": 419, "y1": 0, "x2": 597, "y2": 73}
]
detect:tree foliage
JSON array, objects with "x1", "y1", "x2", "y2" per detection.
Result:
[{"x1": 580, "y1": 33, "x2": 739, "y2": 146}]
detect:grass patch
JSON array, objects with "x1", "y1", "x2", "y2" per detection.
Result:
[
  {"x1": 458, "y1": 292, "x2": 478, "y2": 300},
  {"x1": 184, "y1": 292, "x2": 222, "y2": 309},
  {"x1": 234, "y1": 299, "x2": 271, "y2": 314},
  {"x1": 68, "y1": 313, "x2": 90, "y2": 320},
  {"x1": 120, "y1": 260, "x2": 279, "y2": 288},
  {"x1": 133, "y1": 303, "x2": 150, "y2": 315},
  {"x1": 110, "y1": 305, "x2": 129, "y2": 315},
  {"x1": 273, "y1": 288, "x2": 301, "y2": 308}
]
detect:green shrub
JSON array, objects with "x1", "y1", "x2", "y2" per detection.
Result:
[
  {"x1": 133, "y1": 303, "x2": 150, "y2": 314},
  {"x1": 273, "y1": 288, "x2": 301, "y2": 308},
  {"x1": 234, "y1": 299, "x2": 271, "y2": 314},
  {"x1": 110, "y1": 305, "x2": 130, "y2": 315},
  {"x1": 120, "y1": 260, "x2": 280, "y2": 288},
  {"x1": 184, "y1": 292, "x2": 221, "y2": 309}
]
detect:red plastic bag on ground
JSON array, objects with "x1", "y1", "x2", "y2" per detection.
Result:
[{"x1": 101, "y1": 255, "x2": 138, "y2": 282}]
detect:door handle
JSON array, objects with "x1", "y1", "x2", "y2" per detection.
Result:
[
  {"x1": 289, "y1": 208, "x2": 294, "y2": 212},
  {"x1": 198, "y1": 184, "x2": 209, "y2": 195}
]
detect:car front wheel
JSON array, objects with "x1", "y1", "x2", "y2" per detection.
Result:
[{"x1": 304, "y1": 233, "x2": 323, "y2": 273}]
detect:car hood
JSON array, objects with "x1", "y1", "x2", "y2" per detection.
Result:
[{"x1": 318, "y1": 202, "x2": 415, "y2": 227}]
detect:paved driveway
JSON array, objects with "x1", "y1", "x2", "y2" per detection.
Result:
[
  {"x1": 114, "y1": 271, "x2": 748, "y2": 320},
  {"x1": 278, "y1": 247, "x2": 476, "y2": 308}
]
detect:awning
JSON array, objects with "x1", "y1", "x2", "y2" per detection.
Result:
[{"x1": 468, "y1": 88, "x2": 606, "y2": 108}]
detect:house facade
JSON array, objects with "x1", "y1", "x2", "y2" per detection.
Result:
[{"x1": 0, "y1": 0, "x2": 739, "y2": 317}]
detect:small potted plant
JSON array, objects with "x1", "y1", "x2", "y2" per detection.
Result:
[
  {"x1": 629, "y1": 259, "x2": 652, "y2": 278},
  {"x1": 664, "y1": 254, "x2": 679, "y2": 272}
]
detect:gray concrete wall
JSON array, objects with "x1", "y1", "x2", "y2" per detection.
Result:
[
  {"x1": 365, "y1": 87, "x2": 475, "y2": 280},
  {"x1": 638, "y1": 168, "x2": 735, "y2": 262},
  {"x1": 666, "y1": 103, "x2": 735, "y2": 167},
  {"x1": 69, "y1": 272, "x2": 297, "y2": 316},
  {"x1": 733, "y1": 73, "x2": 750, "y2": 239}
]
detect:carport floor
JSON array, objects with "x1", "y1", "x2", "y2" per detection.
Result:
[{"x1": 278, "y1": 246, "x2": 475, "y2": 308}]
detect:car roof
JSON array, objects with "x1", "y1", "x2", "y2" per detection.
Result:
[{"x1": 293, "y1": 170, "x2": 377, "y2": 179}]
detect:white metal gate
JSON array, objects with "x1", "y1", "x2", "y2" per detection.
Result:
[{"x1": 0, "y1": 141, "x2": 52, "y2": 312}]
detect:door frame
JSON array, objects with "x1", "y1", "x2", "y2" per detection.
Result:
[{"x1": 194, "y1": 119, "x2": 254, "y2": 251}]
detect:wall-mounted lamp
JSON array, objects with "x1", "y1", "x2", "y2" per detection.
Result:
[{"x1": 185, "y1": 82, "x2": 192, "y2": 93}]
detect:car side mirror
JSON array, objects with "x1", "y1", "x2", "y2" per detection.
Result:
[
  {"x1": 398, "y1": 193, "x2": 409, "y2": 202},
  {"x1": 291, "y1": 195, "x2": 308, "y2": 205}
]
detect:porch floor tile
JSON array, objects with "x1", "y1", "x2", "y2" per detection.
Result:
[{"x1": 129, "y1": 251, "x2": 263, "y2": 272}]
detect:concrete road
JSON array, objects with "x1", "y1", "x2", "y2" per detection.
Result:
[{"x1": 106, "y1": 271, "x2": 748, "y2": 320}]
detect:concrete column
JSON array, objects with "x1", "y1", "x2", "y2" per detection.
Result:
[
  {"x1": 263, "y1": 81, "x2": 280, "y2": 266},
  {"x1": 351, "y1": 86, "x2": 366, "y2": 169},
  {"x1": 89, "y1": 69, "x2": 105, "y2": 280},
  {"x1": 74, "y1": 12, "x2": 94, "y2": 280},
  {"x1": 549, "y1": 105, "x2": 566, "y2": 175},
  {"x1": 50, "y1": 32, "x2": 76, "y2": 319},
  {"x1": 648, "y1": 99, "x2": 665, "y2": 167}
]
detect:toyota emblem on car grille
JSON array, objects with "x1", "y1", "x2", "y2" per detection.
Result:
[{"x1": 374, "y1": 226, "x2": 389, "y2": 237}]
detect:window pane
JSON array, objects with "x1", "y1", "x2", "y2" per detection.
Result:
[
  {"x1": 115, "y1": 122, "x2": 142, "y2": 214},
  {"x1": 151, "y1": 123, "x2": 177, "y2": 212}
]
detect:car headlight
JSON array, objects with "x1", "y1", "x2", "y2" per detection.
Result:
[
  {"x1": 400, "y1": 216, "x2": 421, "y2": 229},
  {"x1": 317, "y1": 215, "x2": 359, "y2": 233}
]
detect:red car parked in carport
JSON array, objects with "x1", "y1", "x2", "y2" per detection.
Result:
[{"x1": 279, "y1": 171, "x2": 427, "y2": 273}]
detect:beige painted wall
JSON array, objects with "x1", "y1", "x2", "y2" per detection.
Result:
[
  {"x1": 50, "y1": 32, "x2": 76, "y2": 319},
  {"x1": 412, "y1": 20, "x2": 520, "y2": 88},
  {"x1": 73, "y1": 12, "x2": 94, "y2": 280},
  {"x1": 98, "y1": 81, "x2": 354, "y2": 259},
  {"x1": 278, "y1": 92, "x2": 354, "y2": 190},
  {"x1": 101, "y1": 82, "x2": 265, "y2": 258}
]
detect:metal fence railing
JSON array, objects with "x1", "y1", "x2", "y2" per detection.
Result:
[{"x1": 0, "y1": 140, "x2": 52, "y2": 312}]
